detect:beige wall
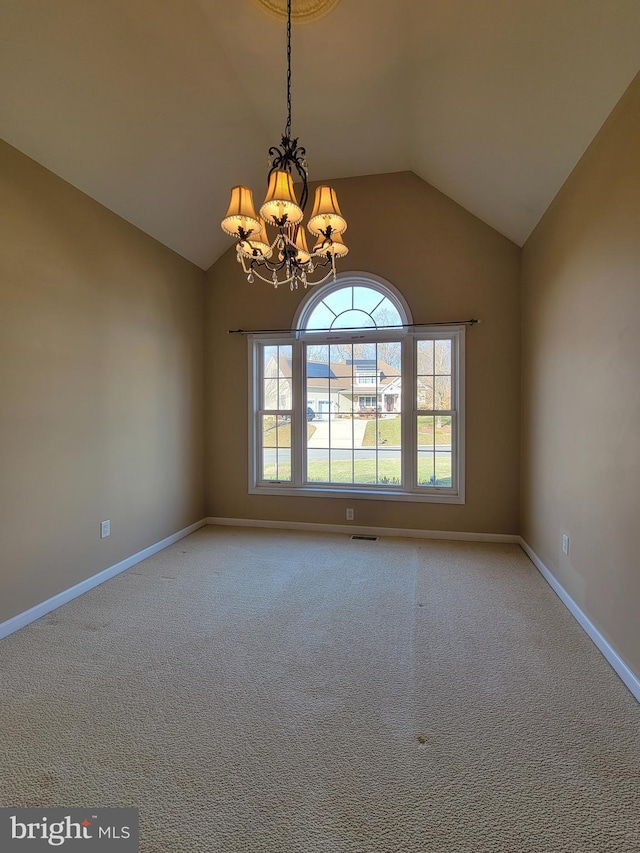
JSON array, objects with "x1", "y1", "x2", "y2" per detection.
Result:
[
  {"x1": 0, "y1": 141, "x2": 205, "y2": 624},
  {"x1": 521, "y1": 73, "x2": 640, "y2": 677},
  {"x1": 205, "y1": 171, "x2": 521, "y2": 534}
]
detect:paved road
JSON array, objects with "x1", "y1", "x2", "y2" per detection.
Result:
[
  {"x1": 263, "y1": 446, "x2": 452, "y2": 463},
  {"x1": 263, "y1": 414, "x2": 450, "y2": 464}
]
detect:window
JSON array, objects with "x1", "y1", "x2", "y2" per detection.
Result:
[
  {"x1": 358, "y1": 396, "x2": 379, "y2": 408},
  {"x1": 249, "y1": 276, "x2": 465, "y2": 503},
  {"x1": 356, "y1": 372, "x2": 378, "y2": 385}
]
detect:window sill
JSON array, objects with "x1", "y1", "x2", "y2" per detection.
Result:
[{"x1": 249, "y1": 484, "x2": 465, "y2": 504}]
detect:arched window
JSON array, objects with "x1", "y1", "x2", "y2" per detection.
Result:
[
  {"x1": 249, "y1": 275, "x2": 465, "y2": 503},
  {"x1": 299, "y1": 277, "x2": 407, "y2": 332}
]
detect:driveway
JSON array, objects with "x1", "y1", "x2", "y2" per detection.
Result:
[{"x1": 308, "y1": 416, "x2": 368, "y2": 448}]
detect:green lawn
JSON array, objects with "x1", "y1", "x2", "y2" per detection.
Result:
[
  {"x1": 362, "y1": 415, "x2": 452, "y2": 447},
  {"x1": 263, "y1": 454, "x2": 451, "y2": 487},
  {"x1": 262, "y1": 419, "x2": 316, "y2": 447}
]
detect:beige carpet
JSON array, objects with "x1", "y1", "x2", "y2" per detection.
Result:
[{"x1": 0, "y1": 527, "x2": 638, "y2": 852}]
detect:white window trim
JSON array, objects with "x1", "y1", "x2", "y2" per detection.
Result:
[{"x1": 247, "y1": 277, "x2": 465, "y2": 505}]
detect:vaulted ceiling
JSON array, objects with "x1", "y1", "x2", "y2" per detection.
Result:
[{"x1": 1, "y1": 0, "x2": 639, "y2": 269}]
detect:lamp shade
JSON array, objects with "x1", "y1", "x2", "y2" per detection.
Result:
[
  {"x1": 307, "y1": 186, "x2": 347, "y2": 236},
  {"x1": 293, "y1": 226, "x2": 311, "y2": 264},
  {"x1": 221, "y1": 186, "x2": 261, "y2": 238},
  {"x1": 237, "y1": 218, "x2": 273, "y2": 260},
  {"x1": 260, "y1": 170, "x2": 304, "y2": 226},
  {"x1": 313, "y1": 231, "x2": 349, "y2": 258}
]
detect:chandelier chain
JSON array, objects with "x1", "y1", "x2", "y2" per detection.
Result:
[{"x1": 286, "y1": 0, "x2": 292, "y2": 138}]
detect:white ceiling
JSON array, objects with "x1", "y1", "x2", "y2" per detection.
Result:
[{"x1": 1, "y1": 0, "x2": 639, "y2": 269}]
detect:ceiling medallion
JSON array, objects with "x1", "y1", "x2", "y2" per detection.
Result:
[
  {"x1": 221, "y1": 0, "x2": 348, "y2": 290},
  {"x1": 252, "y1": 0, "x2": 341, "y2": 24}
]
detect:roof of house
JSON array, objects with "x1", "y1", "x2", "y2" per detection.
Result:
[{"x1": 278, "y1": 356, "x2": 400, "y2": 387}]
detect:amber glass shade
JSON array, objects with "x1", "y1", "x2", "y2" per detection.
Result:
[
  {"x1": 313, "y1": 231, "x2": 348, "y2": 258},
  {"x1": 221, "y1": 186, "x2": 261, "y2": 238},
  {"x1": 260, "y1": 170, "x2": 304, "y2": 226},
  {"x1": 307, "y1": 186, "x2": 347, "y2": 236},
  {"x1": 237, "y1": 218, "x2": 272, "y2": 259},
  {"x1": 292, "y1": 226, "x2": 311, "y2": 263}
]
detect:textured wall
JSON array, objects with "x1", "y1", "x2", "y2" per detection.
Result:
[
  {"x1": 0, "y1": 141, "x2": 206, "y2": 623},
  {"x1": 521, "y1": 73, "x2": 640, "y2": 678},
  {"x1": 205, "y1": 171, "x2": 521, "y2": 534}
]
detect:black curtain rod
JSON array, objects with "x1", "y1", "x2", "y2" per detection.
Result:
[{"x1": 227, "y1": 319, "x2": 479, "y2": 335}]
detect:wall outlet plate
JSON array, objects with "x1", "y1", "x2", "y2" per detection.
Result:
[
  {"x1": 562, "y1": 533, "x2": 569, "y2": 555},
  {"x1": 346, "y1": 508, "x2": 354, "y2": 521},
  {"x1": 100, "y1": 520, "x2": 111, "y2": 539}
]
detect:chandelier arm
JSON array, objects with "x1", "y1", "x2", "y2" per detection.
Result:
[
  {"x1": 293, "y1": 155, "x2": 308, "y2": 212},
  {"x1": 250, "y1": 256, "x2": 289, "y2": 274},
  {"x1": 301, "y1": 263, "x2": 337, "y2": 288}
]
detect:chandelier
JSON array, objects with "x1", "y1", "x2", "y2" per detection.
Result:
[{"x1": 220, "y1": 0, "x2": 348, "y2": 291}]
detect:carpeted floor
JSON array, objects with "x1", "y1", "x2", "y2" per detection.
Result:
[{"x1": 0, "y1": 527, "x2": 638, "y2": 852}]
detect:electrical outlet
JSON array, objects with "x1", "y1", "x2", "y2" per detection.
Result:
[
  {"x1": 100, "y1": 520, "x2": 111, "y2": 539},
  {"x1": 346, "y1": 508, "x2": 354, "y2": 521},
  {"x1": 562, "y1": 533, "x2": 569, "y2": 555}
]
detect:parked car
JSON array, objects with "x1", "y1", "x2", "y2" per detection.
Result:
[{"x1": 306, "y1": 407, "x2": 316, "y2": 422}]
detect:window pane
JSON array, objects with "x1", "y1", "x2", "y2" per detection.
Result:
[
  {"x1": 308, "y1": 344, "x2": 329, "y2": 365},
  {"x1": 306, "y1": 346, "x2": 331, "y2": 422},
  {"x1": 353, "y1": 449, "x2": 377, "y2": 484},
  {"x1": 417, "y1": 379, "x2": 434, "y2": 411},
  {"x1": 263, "y1": 378, "x2": 278, "y2": 409},
  {"x1": 262, "y1": 414, "x2": 277, "y2": 447},
  {"x1": 435, "y1": 451, "x2": 452, "y2": 487},
  {"x1": 263, "y1": 345, "x2": 278, "y2": 372},
  {"x1": 275, "y1": 416, "x2": 291, "y2": 449},
  {"x1": 262, "y1": 449, "x2": 277, "y2": 481},
  {"x1": 307, "y1": 449, "x2": 329, "y2": 482},
  {"x1": 353, "y1": 286, "x2": 385, "y2": 313},
  {"x1": 378, "y1": 340, "x2": 402, "y2": 370},
  {"x1": 417, "y1": 340, "x2": 434, "y2": 374},
  {"x1": 377, "y1": 451, "x2": 402, "y2": 485},
  {"x1": 263, "y1": 345, "x2": 291, "y2": 409},
  {"x1": 306, "y1": 302, "x2": 336, "y2": 331},
  {"x1": 330, "y1": 449, "x2": 353, "y2": 483},
  {"x1": 435, "y1": 376, "x2": 451, "y2": 410},
  {"x1": 322, "y1": 288, "x2": 353, "y2": 316},
  {"x1": 435, "y1": 339, "x2": 451, "y2": 373},
  {"x1": 277, "y1": 448, "x2": 292, "y2": 482},
  {"x1": 372, "y1": 302, "x2": 402, "y2": 328},
  {"x1": 368, "y1": 414, "x2": 401, "y2": 449},
  {"x1": 332, "y1": 309, "x2": 375, "y2": 330},
  {"x1": 417, "y1": 451, "x2": 435, "y2": 486},
  {"x1": 417, "y1": 416, "x2": 434, "y2": 447},
  {"x1": 435, "y1": 416, "x2": 452, "y2": 447},
  {"x1": 279, "y1": 378, "x2": 292, "y2": 409}
]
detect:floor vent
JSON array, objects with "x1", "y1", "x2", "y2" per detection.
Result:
[{"x1": 350, "y1": 535, "x2": 379, "y2": 541}]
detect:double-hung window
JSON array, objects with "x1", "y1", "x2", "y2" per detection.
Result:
[{"x1": 249, "y1": 277, "x2": 465, "y2": 503}]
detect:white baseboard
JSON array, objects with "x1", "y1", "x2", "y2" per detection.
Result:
[
  {"x1": 0, "y1": 518, "x2": 208, "y2": 642},
  {"x1": 519, "y1": 538, "x2": 640, "y2": 703},
  {"x1": 206, "y1": 516, "x2": 520, "y2": 543}
]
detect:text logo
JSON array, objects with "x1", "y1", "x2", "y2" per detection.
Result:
[{"x1": 1, "y1": 809, "x2": 138, "y2": 851}]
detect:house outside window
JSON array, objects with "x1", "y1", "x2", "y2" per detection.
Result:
[{"x1": 249, "y1": 275, "x2": 465, "y2": 503}]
